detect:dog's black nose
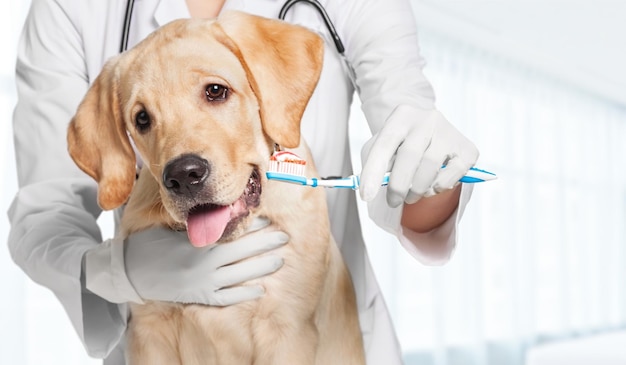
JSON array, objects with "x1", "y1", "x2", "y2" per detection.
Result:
[{"x1": 163, "y1": 154, "x2": 210, "y2": 196}]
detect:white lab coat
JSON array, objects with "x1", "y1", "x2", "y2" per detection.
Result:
[{"x1": 8, "y1": 0, "x2": 473, "y2": 363}]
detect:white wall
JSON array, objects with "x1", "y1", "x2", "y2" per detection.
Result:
[{"x1": 411, "y1": 0, "x2": 626, "y2": 107}]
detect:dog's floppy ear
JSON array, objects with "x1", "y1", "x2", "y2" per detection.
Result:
[
  {"x1": 215, "y1": 11, "x2": 324, "y2": 148},
  {"x1": 67, "y1": 58, "x2": 136, "y2": 210}
]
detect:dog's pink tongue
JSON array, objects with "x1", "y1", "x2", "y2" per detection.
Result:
[{"x1": 187, "y1": 205, "x2": 230, "y2": 247}]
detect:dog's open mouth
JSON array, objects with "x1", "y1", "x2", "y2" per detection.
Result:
[{"x1": 186, "y1": 169, "x2": 261, "y2": 247}]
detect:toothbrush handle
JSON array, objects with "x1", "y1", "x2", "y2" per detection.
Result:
[
  {"x1": 460, "y1": 166, "x2": 497, "y2": 183},
  {"x1": 377, "y1": 167, "x2": 496, "y2": 186}
]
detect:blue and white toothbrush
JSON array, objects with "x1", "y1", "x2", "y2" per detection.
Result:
[{"x1": 266, "y1": 151, "x2": 496, "y2": 189}]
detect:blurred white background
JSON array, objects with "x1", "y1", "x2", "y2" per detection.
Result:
[{"x1": 2, "y1": 1, "x2": 626, "y2": 364}]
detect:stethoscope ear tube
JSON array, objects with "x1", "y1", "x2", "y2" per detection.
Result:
[
  {"x1": 120, "y1": 0, "x2": 136, "y2": 53},
  {"x1": 278, "y1": 0, "x2": 345, "y2": 55}
]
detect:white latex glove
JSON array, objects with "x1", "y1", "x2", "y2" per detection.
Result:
[
  {"x1": 84, "y1": 217, "x2": 287, "y2": 306},
  {"x1": 360, "y1": 105, "x2": 479, "y2": 207}
]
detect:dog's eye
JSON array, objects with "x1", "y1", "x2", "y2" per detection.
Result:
[
  {"x1": 205, "y1": 84, "x2": 228, "y2": 101},
  {"x1": 135, "y1": 110, "x2": 151, "y2": 132}
]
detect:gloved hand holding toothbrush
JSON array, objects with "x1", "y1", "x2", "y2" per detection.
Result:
[{"x1": 360, "y1": 104, "x2": 479, "y2": 208}]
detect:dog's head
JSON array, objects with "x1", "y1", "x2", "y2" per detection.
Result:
[{"x1": 67, "y1": 11, "x2": 324, "y2": 246}]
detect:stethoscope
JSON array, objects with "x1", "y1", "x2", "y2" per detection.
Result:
[{"x1": 120, "y1": 0, "x2": 345, "y2": 55}]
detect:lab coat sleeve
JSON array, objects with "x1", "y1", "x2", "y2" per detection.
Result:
[
  {"x1": 333, "y1": 0, "x2": 473, "y2": 264},
  {"x1": 8, "y1": 0, "x2": 127, "y2": 357}
]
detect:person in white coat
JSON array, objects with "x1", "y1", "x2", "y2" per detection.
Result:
[{"x1": 8, "y1": 0, "x2": 479, "y2": 363}]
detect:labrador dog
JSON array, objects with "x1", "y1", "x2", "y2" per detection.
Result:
[{"x1": 67, "y1": 10, "x2": 364, "y2": 365}]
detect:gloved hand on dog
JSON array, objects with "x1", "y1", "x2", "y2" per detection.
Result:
[
  {"x1": 360, "y1": 105, "x2": 479, "y2": 207},
  {"x1": 84, "y1": 217, "x2": 287, "y2": 306}
]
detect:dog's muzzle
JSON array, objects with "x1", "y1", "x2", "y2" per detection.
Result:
[{"x1": 162, "y1": 154, "x2": 262, "y2": 247}]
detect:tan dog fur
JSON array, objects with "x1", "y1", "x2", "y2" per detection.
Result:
[{"x1": 67, "y1": 11, "x2": 364, "y2": 365}]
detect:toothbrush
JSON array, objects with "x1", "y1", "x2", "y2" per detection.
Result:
[{"x1": 266, "y1": 150, "x2": 496, "y2": 189}]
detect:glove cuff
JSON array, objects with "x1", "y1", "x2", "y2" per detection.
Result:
[{"x1": 85, "y1": 237, "x2": 145, "y2": 304}]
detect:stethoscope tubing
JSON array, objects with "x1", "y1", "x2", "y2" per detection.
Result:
[
  {"x1": 278, "y1": 0, "x2": 345, "y2": 54},
  {"x1": 120, "y1": 0, "x2": 136, "y2": 53}
]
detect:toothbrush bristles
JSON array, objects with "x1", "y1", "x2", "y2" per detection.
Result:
[
  {"x1": 268, "y1": 150, "x2": 307, "y2": 176},
  {"x1": 268, "y1": 160, "x2": 306, "y2": 176}
]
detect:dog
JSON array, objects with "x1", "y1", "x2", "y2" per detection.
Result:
[{"x1": 67, "y1": 10, "x2": 365, "y2": 365}]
